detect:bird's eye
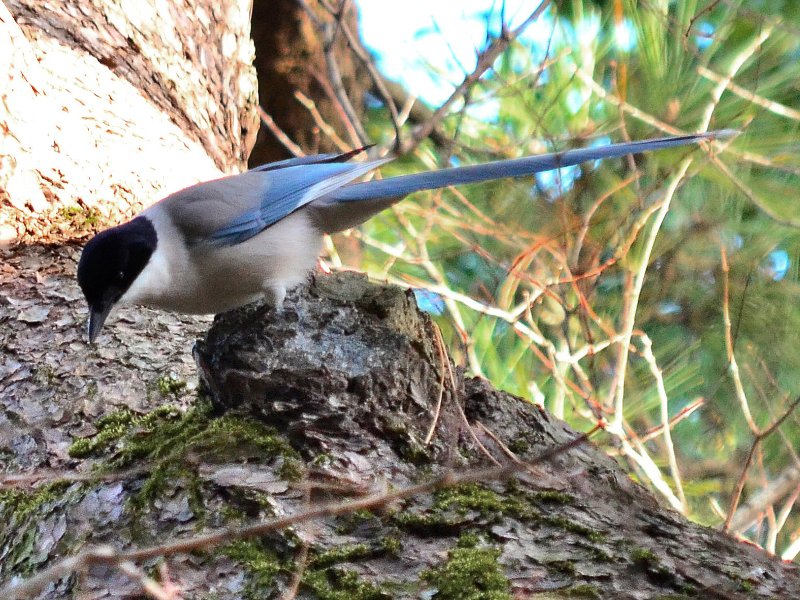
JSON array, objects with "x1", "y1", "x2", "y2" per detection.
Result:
[{"x1": 117, "y1": 270, "x2": 125, "y2": 281}]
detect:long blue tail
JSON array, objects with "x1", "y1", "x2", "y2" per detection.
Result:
[{"x1": 328, "y1": 131, "x2": 733, "y2": 204}]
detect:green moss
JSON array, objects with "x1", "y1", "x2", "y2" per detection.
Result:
[
  {"x1": 456, "y1": 531, "x2": 481, "y2": 548},
  {"x1": 630, "y1": 547, "x2": 679, "y2": 586},
  {"x1": 432, "y1": 483, "x2": 535, "y2": 522},
  {"x1": 435, "y1": 484, "x2": 506, "y2": 516},
  {"x1": 631, "y1": 547, "x2": 659, "y2": 568},
  {"x1": 311, "y1": 544, "x2": 372, "y2": 568},
  {"x1": 227, "y1": 532, "x2": 399, "y2": 599},
  {"x1": 0, "y1": 482, "x2": 71, "y2": 519},
  {"x1": 531, "y1": 490, "x2": 573, "y2": 505},
  {"x1": 548, "y1": 560, "x2": 576, "y2": 576},
  {"x1": 68, "y1": 405, "x2": 178, "y2": 459},
  {"x1": 566, "y1": 584, "x2": 601, "y2": 598},
  {"x1": 69, "y1": 402, "x2": 299, "y2": 515},
  {"x1": 0, "y1": 482, "x2": 78, "y2": 575},
  {"x1": 379, "y1": 415, "x2": 430, "y2": 465},
  {"x1": 421, "y1": 544, "x2": 512, "y2": 600},
  {"x1": 507, "y1": 437, "x2": 530, "y2": 454},
  {"x1": 541, "y1": 515, "x2": 605, "y2": 543},
  {"x1": 33, "y1": 365, "x2": 58, "y2": 386},
  {"x1": 587, "y1": 546, "x2": 613, "y2": 562},
  {"x1": 70, "y1": 403, "x2": 296, "y2": 467},
  {"x1": 310, "y1": 537, "x2": 402, "y2": 569},
  {"x1": 303, "y1": 568, "x2": 391, "y2": 600},
  {"x1": 278, "y1": 457, "x2": 305, "y2": 482},
  {"x1": 399, "y1": 441, "x2": 430, "y2": 465},
  {"x1": 312, "y1": 453, "x2": 334, "y2": 468},
  {"x1": 380, "y1": 536, "x2": 402, "y2": 556},
  {"x1": 223, "y1": 539, "x2": 282, "y2": 597},
  {"x1": 59, "y1": 205, "x2": 100, "y2": 228},
  {"x1": 392, "y1": 482, "x2": 606, "y2": 552},
  {"x1": 334, "y1": 509, "x2": 378, "y2": 534},
  {"x1": 155, "y1": 375, "x2": 187, "y2": 397},
  {"x1": 392, "y1": 508, "x2": 465, "y2": 533}
]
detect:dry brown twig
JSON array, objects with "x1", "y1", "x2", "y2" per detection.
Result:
[
  {"x1": 721, "y1": 249, "x2": 800, "y2": 530},
  {"x1": 257, "y1": 107, "x2": 305, "y2": 157},
  {"x1": 279, "y1": 485, "x2": 313, "y2": 600},
  {"x1": 1, "y1": 425, "x2": 599, "y2": 599},
  {"x1": 0, "y1": 466, "x2": 150, "y2": 490},
  {"x1": 423, "y1": 324, "x2": 454, "y2": 444},
  {"x1": 294, "y1": 90, "x2": 351, "y2": 152},
  {"x1": 299, "y1": 0, "x2": 371, "y2": 145},
  {"x1": 313, "y1": 0, "x2": 403, "y2": 147}
]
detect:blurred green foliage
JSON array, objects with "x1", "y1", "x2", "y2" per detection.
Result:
[{"x1": 334, "y1": 0, "x2": 800, "y2": 556}]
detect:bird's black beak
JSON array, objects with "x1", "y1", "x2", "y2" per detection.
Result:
[{"x1": 87, "y1": 305, "x2": 112, "y2": 344}]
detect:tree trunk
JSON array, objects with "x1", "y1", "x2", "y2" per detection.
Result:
[
  {"x1": 248, "y1": 0, "x2": 370, "y2": 166},
  {"x1": 2, "y1": 273, "x2": 800, "y2": 598},
  {"x1": 0, "y1": 0, "x2": 258, "y2": 244}
]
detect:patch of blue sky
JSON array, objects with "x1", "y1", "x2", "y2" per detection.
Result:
[
  {"x1": 764, "y1": 249, "x2": 790, "y2": 281},
  {"x1": 615, "y1": 19, "x2": 636, "y2": 52},
  {"x1": 357, "y1": 1, "x2": 637, "y2": 181},
  {"x1": 565, "y1": 87, "x2": 590, "y2": 115},
  {"x1": 573, "y1": 12, "x2": 601, "y2": 48},
  {"x1": 695, "y1": 22, "x2": 715, "y2": 50},
  {"x1": 413, "y1": 288, "x2": 446, "y2": 315},
  {"x1": 658, "y1": 300, "x2": 682, "y2": 316},
  {"x1": 357, "y1": 0, "x2": 557, "y2": 108},
  {"x1": 535, "y1": 164, "x2": 581, "y2": 200},
  {"x1": 358, "y1": 2, "x2": 638, "y2": 111},
  {"x1": 535, "y1": 132, "x2": 612, "y2": 196}
]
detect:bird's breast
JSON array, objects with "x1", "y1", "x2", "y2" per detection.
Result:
[{"x1": 121, "y1": 209, "x2": 323, "y2": 315}]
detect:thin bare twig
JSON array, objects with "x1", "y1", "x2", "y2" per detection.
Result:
[
  {"x1": 257, "y1": 107, "x2": 305, "y2": 157},
  {"x1": 116, "y1": 561, "x2": 183, "y2": 600},
  {"x1": 697, "y1": 65, "x2": 800, "y2": 122},
  {"x1": 308, "y1": 69, "x2": 364, "y2": 147},
  {"x1": 424, "y1": 325, "x2": 455, "y2": 444},
  {"x1": 0, "y1": 466, "x2": 150, "y2": 489},
  {"x1": 608, "y1": 159, "x2": 694, "y2": 433},
  {"x1": 720, "y1": 245, "x2": 760, "y2": 434},
  {"x1": 637, "y1": 398, "x2": 705, "y2": 444},
  {"x1": 279, "y1": 543, "x2": 309, "y2": 600},
  {"x1": 296, "y1": 0, "x2": 370, "y2": 144},
  {"x1": 315, "y1": 0, "x2": 403, "y2": 148},
  {"x1": 724, "y1": 396, "x2": 800, "y2": 532},
  {"x1": 684, "y1": 0, "x2": 723, "y2": 48},
  {"x1": 475, "y1": 421, "x2": 524, "y2": 465},
  {"x1": 640, "y1": 333, "x2": 688, "y2": 513},
  {"x1": 294, "y1": 90, "x2": 351, "y2": 151}
]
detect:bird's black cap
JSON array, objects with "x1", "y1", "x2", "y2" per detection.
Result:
[{"x1": 77, "y1": 216, "x2": 157, "y2": 342}]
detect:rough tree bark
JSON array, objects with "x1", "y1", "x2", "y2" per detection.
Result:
[
  {"x1": 0, "y1": 0, "x2": 258, "y2": 244},
  {"x1": 2, "y1": 273, "x2": 800, "y2": 598}
]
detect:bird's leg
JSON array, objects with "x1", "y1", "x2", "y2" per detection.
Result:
[
  {"x1": 236, "y1": 284, "x2": 287, "y2": 334},
  {"x1": 262, "y1": 285, "x2": 286, "y2": 313}
]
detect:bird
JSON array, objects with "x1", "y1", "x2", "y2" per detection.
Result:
[{"x1": 77, "y1": 131, "x2": 731, "y2": 343}]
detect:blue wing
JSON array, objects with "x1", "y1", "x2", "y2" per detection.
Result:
[
  {"x1": 207, "y1": 158, "x2": 388, "y2": 246},
  {"x1": 248, "y1": 145, "x2": 374, "y2": 173}
]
